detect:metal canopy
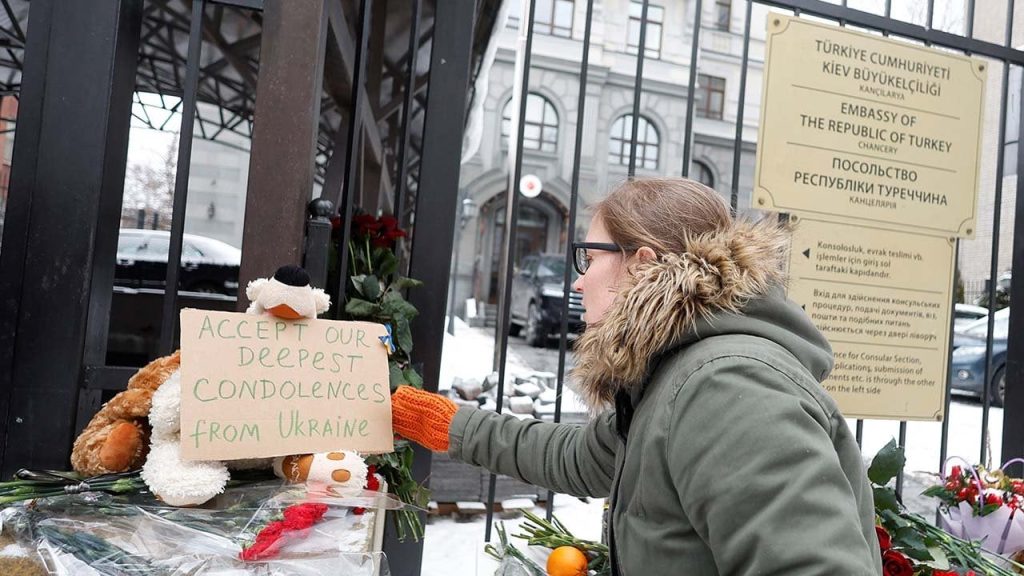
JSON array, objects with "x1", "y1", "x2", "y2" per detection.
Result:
[{"x1": 0, "y1": 0, "x2": 474, "y2": 184}]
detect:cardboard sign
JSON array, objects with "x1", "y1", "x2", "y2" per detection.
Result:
[
  {"x1": 787, "y1": 217, "x2": 955, "y2": 421},
  {"x1": 754, "y1": 14, "x2": 986, "y2": 238},
  {"x1": 179, "y1": 309, "x2": 394, "y2": 460}
]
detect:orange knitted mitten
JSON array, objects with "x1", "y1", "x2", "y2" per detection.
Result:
[{"x1": 391, "y1": 385, "x2": 458, "y2": 452}]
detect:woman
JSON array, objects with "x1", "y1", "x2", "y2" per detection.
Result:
[{"x1": 391, "y1": 178, "x2": 882, "y2": 575}]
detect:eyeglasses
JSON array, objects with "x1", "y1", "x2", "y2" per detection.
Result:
[{"x1": 572, "y1": 242, "x2": 624, "y2": 275}]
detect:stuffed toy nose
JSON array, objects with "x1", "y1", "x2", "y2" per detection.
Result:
[{"x1": 268, "y1": 304, "x2": 302, "y2": 319}]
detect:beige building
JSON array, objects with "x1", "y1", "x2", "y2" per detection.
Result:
[
  {"x1": 453, "y1": 0, "x2": 776, "y2": 310},
  {"x1": 958, "y1": 0, "x2": 1024, "y2": 300}
]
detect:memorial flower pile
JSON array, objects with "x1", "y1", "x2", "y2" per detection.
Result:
[{"x1": 871, "y1": 441, "x2": 1024, "y2": 575}]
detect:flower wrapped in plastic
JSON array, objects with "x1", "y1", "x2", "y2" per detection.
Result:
[
  {"x1": 0, "y1": 469, "x2": 417, "y2": 576},
  {"x1": 925, "y1": 457, "x2": 1024, "y2": 557}
]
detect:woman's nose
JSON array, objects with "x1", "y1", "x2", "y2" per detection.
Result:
[{"x1": 572, "y1": 276, "x2": 583, "y2": 293}]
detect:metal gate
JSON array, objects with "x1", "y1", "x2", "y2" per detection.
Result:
[
  {"x1": 476, "y1": 0, "x2": 1024, "y2": 543},
  {"x1": 0, "y1": 1, "x2": 485, "y2": 574}
]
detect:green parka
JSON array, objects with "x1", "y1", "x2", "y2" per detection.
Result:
[{"x1": 448, "y1": 220, "x2": 882, "y2": 575}]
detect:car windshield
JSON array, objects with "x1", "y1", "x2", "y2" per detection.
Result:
[
  {"x1": 964, "y1": 308, "x2": 1010, "y2": 340},
  {"x1": 537, "y1": 257, "x2": 567, "y2": 279}
]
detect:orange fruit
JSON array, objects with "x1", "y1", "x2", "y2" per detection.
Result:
[{"x1": 546, "y1": 546, "x2": 588, "y2": 576}]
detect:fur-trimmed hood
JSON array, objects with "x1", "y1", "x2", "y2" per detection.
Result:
[{"x1": 572, "y1": 218, "x2": 833, "y2": 409}]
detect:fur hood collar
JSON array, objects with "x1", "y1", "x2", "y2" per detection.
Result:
[{"x1": 571, "y1": 218, "x2": 790, "y2": 409}]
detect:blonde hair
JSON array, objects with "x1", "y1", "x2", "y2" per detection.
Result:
[{"x1": 595, "y1": 177, "x2": 732, "y2": 256}]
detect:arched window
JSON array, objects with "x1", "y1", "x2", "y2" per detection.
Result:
[
  {"x1": 693, "y1": 161, "x2": 715, "y2": 188},
  {"x1": 608, "y1": 114, "x2": 659, "y2": 170},
  {"x1": 502, "y1": 93, "x2": 559, "y2": 152}
]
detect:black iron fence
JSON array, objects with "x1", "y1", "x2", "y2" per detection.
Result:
[{"x1": 477, "y1": 0, "x2": 1024, "y2": 542}]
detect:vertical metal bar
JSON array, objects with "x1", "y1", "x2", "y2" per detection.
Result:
[
  {"x1": 158, "y1": 0, "x2": 205, "y2": 355},
  {"x1": 447, "y1": 207, "x2": 463, "y2": 336},
  {"x1": 895, "y1": 421, "x2": 907, "y2": 498},
  {"x1": 855, "y1": 419, "x2": 863, "y2": 448},
  {"x1": 1001, "y1": 70, "x2": 1024, "y2": 465},
  {"x1": 238, "y1": 0, "x2": 327, "y2": 307},
  {"x1": 393, "y1": 0, "x2": 422, "y2": 225},
  {"x1": 546, "y1": 0, "x2": 595, "y2": 522},
  {"x1": 393, "y1": 1, "x2": 478, "y2": 573},
  {"x1": 681, "y1": 0, "x2": 704, "y2": 177},
  {"x1": 486, "y1": 0, "x2": 538, "y2": 542},
  {"x1": 940, "y1": 244, "x2": 960, "y2": 473},
  {"x1": 926, "y1": 0, "x2": 934, "y2": 29},
  {"x1": 334, "y1": 0, "x2": 373, "y2": 317},
  {"x1": 967, "y1": 0, "x2": 975, "y2": 38},
  {"x1": 304, "y1": 199, "x2": 334, "y2": 290},
  {"x1": 627, "y1": 0, "x2": 649, "y2": 177},
  {"x1": 0, "y1": 0, "x2": 142, "y2": 474},
  {"x1": 729, "y1": 0, "x2": 752, "y2": 213},
  {"x1": 980, "y1": 0, "x2": 1016, "y2": 467}
]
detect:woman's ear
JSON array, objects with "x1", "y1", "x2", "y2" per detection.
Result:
[{"x1": 636, "y1": 246, "x2": 658, "y2": 263}]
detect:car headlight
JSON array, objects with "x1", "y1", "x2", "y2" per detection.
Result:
[
  {"x1": 541, "y1": 287, "x2": 566, "y2": 298},
  {"x1": 952, "y1": 345, "x2": 987, "y2": 360}
]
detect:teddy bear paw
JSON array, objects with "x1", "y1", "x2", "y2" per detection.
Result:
[
  {"x1": 141, "y1": 442, "x2": 229, "y2": 506},
  {"x1": 273, "y1": 451, "x2": 368, "y2": 495}
]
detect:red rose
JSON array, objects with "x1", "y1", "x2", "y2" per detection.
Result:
[
  {"x1": 875, "y1": 526, "x2": 892, "y2": 551},
  {"x1": 881, "y1": 550, "x2": 913, "y2": 576},
  {"x1": 931, "y1": 571, "x2": 958, "y2": 576},
  {"x1": 353, "y1": 214, "x2": 381, "y2": 236},
  {"x1": 282, "y1": 502, "x2": 328, "y2": 529},
  {"x1": 353, "y1": 466, "x2": 381, "y2": 516},
  {"x1": 985, "y1": 492, "x2": 1002, "y2": 506},
  {"x1": 379, "y1": 215, "x2": 399, "y2": 231},
  {"x1": 950, "y1": 465, "x2": 962, "y2": 479}
]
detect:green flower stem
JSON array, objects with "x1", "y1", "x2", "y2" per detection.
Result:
[
  {"x1": 365, "y1": 237, "x2": 374, "y2": 275},
  {"x1": 348, "y1": 240, "x2": 360, "y2": 276}
]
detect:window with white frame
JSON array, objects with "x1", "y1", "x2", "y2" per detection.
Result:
[
  {"x1": 506, "y1": 0, "x2": 574, "y2": 37},
  {"x1": 715, "y1": 0, "x2": 731, "y2": 31},
  {"x1": 627, "y1": 1, "x2": 663, "y2": 59},
  {"x1": 502, "y1": 93, "x2": 559, "y2": 152},
  {"x1": 608, "y1": 114, "x2": 659, "y2": 170},
  {"x1": 693, "y1": 161, "x2": 715, "y2": 188},
  {"x1": 697, "y1": 74, "x2": 726, "y2": 120}
]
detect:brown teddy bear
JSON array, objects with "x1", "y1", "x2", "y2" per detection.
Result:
[
  {"x1": 71, "y1": 265, "x2": 369, "y2": 506},
  {"x1": 70, "y1": 350, "x2": 180, "y2": 476}
]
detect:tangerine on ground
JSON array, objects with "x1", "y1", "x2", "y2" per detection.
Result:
[{"x1": 546, "y1": 545, "x2": 588, "y2": 576}]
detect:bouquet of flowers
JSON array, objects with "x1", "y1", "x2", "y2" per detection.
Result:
[
  {"x1": 329, "y1": 211, "x2": 430, "y2": 541},
  {"x1": 872, "y1": 442, "x2": 1024, "y2": 575},
  {"x1": 923, "y1": 458, "x2": 1024, "y2": 557}
]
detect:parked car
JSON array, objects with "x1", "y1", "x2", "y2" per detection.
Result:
[
  {"x1": 509, "y1": 253, "x2": 584, "y2": 347},
  {"x1": 115, "y1": 229, "x2": 241, "y2": 296},
  {"x1": 950, "y1": 307, "x2": 1009, "y2": 406},
  {"x1": 974, "y1": 272, "x2": 1011, "y2": 310},
  {"x1": 954, "y1": 303, "x2": 990, "y2": 331}
]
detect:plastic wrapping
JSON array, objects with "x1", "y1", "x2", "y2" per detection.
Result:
[{"x1": 0, "y1": 479, "x2": 400, "y2": 575}]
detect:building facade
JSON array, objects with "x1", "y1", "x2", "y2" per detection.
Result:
[
  {"x1": 452, "y1": 0, "x2": 772, "y2": 312},
  {"x1": 957, "y1": 0, "x2": 1023, "y2": 301}
]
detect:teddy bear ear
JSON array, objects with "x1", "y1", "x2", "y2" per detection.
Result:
[
  {"x1": 312, "y1": 288, "x2": 331, "y2": 315},
  {"x1": 246, "y1": 277, "x2": 269, "y2": 303}
]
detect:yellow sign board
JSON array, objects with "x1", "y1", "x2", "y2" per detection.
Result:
[
  {"x1": 179, "y1": 309, "x2": 394, "y2": 461},
  {"x1": 754, "y1": 14, "x2": 987, "y2": 238},
  {"x1": 787, "y1": 218, "x2": 955, "y2": 420}
]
